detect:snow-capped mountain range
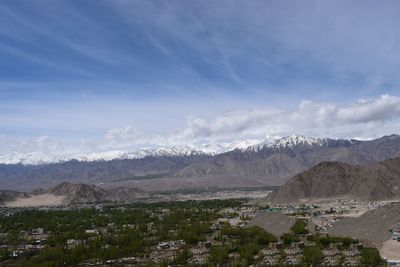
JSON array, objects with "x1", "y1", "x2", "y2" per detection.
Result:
[{"x1": 0, "y1": 135, "x2": 341, "y2": 165}]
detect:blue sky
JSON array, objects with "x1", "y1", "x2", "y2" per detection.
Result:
[{"x1": 1, "y1": 0, "x2": 400, "y2": 154}]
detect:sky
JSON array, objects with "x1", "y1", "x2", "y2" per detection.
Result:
[{"x1": 1, "y1": 0, "x2": 400, "y2": 155}]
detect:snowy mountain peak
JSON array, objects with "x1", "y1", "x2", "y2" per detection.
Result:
[
  {"x1": 250, "y1": 135, "x2": 280, "y2": 149},
  {"x1": 194, "y1": 142, "x2": 230, "y2": 154},
  {"x1": 250, "y1": 135, "x2": 329, "y2": 150},
  {"x1": 0, "y1": 134, "x2": 343, "y2": 165},
  {"x1": 75, "y1": 146, "x2": 206, "y2": 163},
  {"x1": 0, "y1": 152, "x2": 68, "y2": 165},
  {"x1": 0, "y1": 145, "x2": 213, "y2": 166},
  {"x1": 272, "y1": 135, "x2": 328, "y2": 148}
]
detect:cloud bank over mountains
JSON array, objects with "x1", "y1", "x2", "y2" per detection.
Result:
[
  {"x1": 1, "y1": 94, "x2": 399, "y2": 156},
  {"x1": 2, "y1": 1, "x2": 400, "y2": 159}
]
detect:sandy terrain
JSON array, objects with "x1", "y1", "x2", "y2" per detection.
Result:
[
  {"x1": 248, "y1": 213, "x2": 293, "y2": 236},
  {"x1": 172, "y1": 190, "x2": 271, "y2": 201},
  {"x1": 103, "y1": 175, "x2": 271, "y2": 191},
  {"x1": 328, "y1": 202, "x2": 400, "y2": 246},
  {"x1": 339, "y1": 210, "x2": 369, "y2": 217},
  {"x1": 380, "y1": 239, "x2": 400, "y2": 261},
  {"x1": 5, "y1": 194, "x2": 66, "y2": 207}
]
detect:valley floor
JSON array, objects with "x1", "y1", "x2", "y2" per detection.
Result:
[
  {"x1": 5, "y1": 194, "x2": 66, "y2": 207},
  {"x1": 0, "y1": 198, "x2": 384, "y2": 267},
  {"x1": 380, "y1": 240, "x2": 400, "y2": 261},
  {"x1": 2, "y1": 187, "x2": 271, "y2": 207}
]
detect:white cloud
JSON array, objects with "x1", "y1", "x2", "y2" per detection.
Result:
[
  {"x1": 1, "y1": 95, "x2": 400, "y2": 156},
  {"x1": 337, "y1": 95, "x2": 400, "y2": 124},
  {"x1": 105, "y1": 126, "x2": 138, "y2": 144},
  {"x1": 0, "y1": 135, "x2": 66, "y2": 155},
  {"x1": 103, "y1": 126, "x2": 168, "y2": 149},
  {"x1": 172, "y1": 94, "x2": 400, "y2": 143}
]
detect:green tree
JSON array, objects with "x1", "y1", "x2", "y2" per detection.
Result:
[
  {"x1": 291, "y1": 219, "x2": 308, "y2": 235},
  {"x1": 0, "y1": 248, "x2": 8, "y2": 261},
  {"x1": 302, "y1": 246, "x2": 323, "y2": 266},
  {"x1": 281, "y1": 233, "x2": 299, "y2": 246},
  {"x1": 362, "y1": 247, "x2": 382, "y2": 267},
  {"x1": 174, "y1": 247, "x2": 192, "y2": 264},
  {"x1": 209, "y1": 246, "x2": 229, "y2": 265}
]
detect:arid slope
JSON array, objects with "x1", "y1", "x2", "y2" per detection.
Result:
[{"x1": 266, "y1": 158, "x2": 400, "y2": 203}]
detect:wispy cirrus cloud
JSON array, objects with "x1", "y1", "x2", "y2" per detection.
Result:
[
  {"x1": 1, "y1": 1, "x2": 400, "y2": 155},
  {"x1": 2, "y1": 1, "x2": 400, "y2": 91}
]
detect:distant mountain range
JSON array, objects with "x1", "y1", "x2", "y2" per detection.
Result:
[
  {"x1": 0, "y1": 138, "x2": 273, "y2": 165},
  {"x1": 0, "y1": 135, "x2": 348, "y2": 165},
  {"x1": 1, "y1": 134, "x2": 400, "y2": 191},
  {"x1": 0, "y1": 146, "x2": 212, "y2": 165},
  {"x1": 266, "y1": 157, "x2": 400, "y2": 203}
]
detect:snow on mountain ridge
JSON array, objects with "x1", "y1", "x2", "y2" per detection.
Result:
[
  {"x1": 0, "y1": 152, "x2": 69, "y2": 165},
  {"x1": 250, "y1": 135, "x2": 333, "y2": 150},
  {"x1": 0, "y1": 135, "x2": 344, "y2": 165},
  {"x1": 272, "y1": 135, "x2": 328, "y2": 148},
  {"x1": 0, "y1": 146, "x2": 212, "y2": 165}
]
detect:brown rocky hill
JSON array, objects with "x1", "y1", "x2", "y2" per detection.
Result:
[
  {"x1": 49, "y1": 182, "x2": 111, "y2": 204},
  {"x1": 0, "y1": 190, "x2": 30, "y2": 205},
  {"x1": 266, "y1": 158, "x2": 400, "y2": 203},
  {"x1": 0, "y1": 182, "x2": 149, "y2": 206}
]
